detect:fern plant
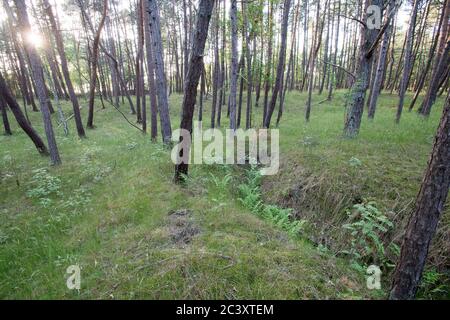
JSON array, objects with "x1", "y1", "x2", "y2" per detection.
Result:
[
  {"x1": 342, "y1": 201, "x2": 394, "y2": 270},
  {"x1": 238, "y1": 166, "x2": 306, "y2": 237}
]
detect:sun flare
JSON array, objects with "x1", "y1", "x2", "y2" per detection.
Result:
[{"x1": 24, "y1": 31, "x2": 44, "y2": 49}]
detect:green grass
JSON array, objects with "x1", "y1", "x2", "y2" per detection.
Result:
[
  {"x1": 0, "y1": 90, "x2": 447, "y2": 299},
  {"x1": 260, "y1": 90, "x2": 449, "y2": 298}
]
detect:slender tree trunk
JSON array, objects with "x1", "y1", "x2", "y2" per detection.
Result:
[
  {"x1": 210, "y1": 6, "x2": 220, "y2": 129},
  {"x1": 418, "y1": 0, "x2": 450, "y2": 116},
  {"x1": 390, "y1": 92, "x2": 450, "y2": 300},
  {"x1": 147, "y1": 0, "x2": 172, "y2": 144},
  {"x1": 343, "y1": 0, "x2": 382, "y2": 138},
  {"x1": 86, "y1": 0, "x2": 108, "y2": 129},
  {"x1": 229, "y1": 0, "x2": 238, "y2": 131},
  {"x1": 242, "y1": 0, "x2": 253, "y2": 129},
  {"x1": 42, "y1": 0, "x2": 85, "y2": 138},
  {"x1": 237, "y1": 54, "x2": 245, "y2": 127},
  {"x1": 264, "y1": 0, "x2": 292, "y2": 128},
  {"x1": 15, "y1": 0, "x2": 61, "y2": 165},
  {"x1": 174, "y1": 0, "x2": 215, "y2": 182},
  {"x1": 396, "y1": 0, "x2": 421, "y2": 124},
  {"x1": 305, "y1": 0, "x2": 326, "y2": 122},
  {"x1": 368, "y1": 0, "x2": 396, "y2": 119},
  {"x1": 327, "y1": 0, "x2": 341, "y2": 100},
  {"x1": 262, "y1": 0, "x2": 274, "y2": 125},
  {"x1": 144, "y1": 3, "x2": 158, "y2": 141},
  {"x1": 409, "y1": 4, "x2": 445, "y2": 111}
]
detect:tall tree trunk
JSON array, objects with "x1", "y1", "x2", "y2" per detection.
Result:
[
  {"x1": 305, "y1": 0, "x2": 326, "y2": 122},
  {"x1": 144, "y1": 3, "x2": 158, "y2": 141},
  {"x1": 15, "y1": 0, "x2": 61, "y2": 165},
  {"x1": 229, "y1": 0, "x2": 238, "y2": 131},
  {"x1": 174, "y1": 0, "x2": 215, "y2": 182},
  {"x1": 262, "y1": 0, "x2": 274, "y2": 125},
  {"x1": 396, "y1": 0, "x2": 421, "y2": 124},
  {"x1": 136, "y1": 0, "x2": 145, "y2": 125},
  {"x1": 86, "y1": 0, "x2": 108, "y2": 129},
  {"x1": 418, "y1": 0, "x2": 450, "y2": 116},
  {"x1": 42, "y1": 0, "x2": 85, "y2": 138},
  {"x1": 242, "y1": 0, "x2": 253, "y2": 129},
  {"x1": 409, "y1": 3, "x2": 445, "y2": 111},
  {"x1": 264, "y1": 0, "x2": 292, "y2": 128},
  {"x1": 210, "y1": 6, "x2": 220, "y2": 129},
  {"x1": 390, "y1": 92, "x2": 450, "y2": 300},
  {"x1": 343, "y1": 0, "x2": 382, "y2": 138},
  {"x1": 327, "y1": 0, "x2": 341, "y2": 100},
  {"x1": 368, "y1": 0, "x2": 396, "y2": 119},
  {"x1": 147, "y1": 0, "x2": 172, "y2": 144}
]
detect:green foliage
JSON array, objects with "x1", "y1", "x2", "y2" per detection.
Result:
[
  {"x1": 26, "y1": 168, "x2": 62, "y2": 207},
  {"x1": 239, "y1": 166, "x2": 307, "y2": 237},
  {"x1": 417, "y1": 268, "x2": 450, "y2": 299},
  {"x1": 342, "y1": 201, "x2": 395, "y2": 270},
  {"x1": 348, "y1": 157, "x2": 362, "y2": 167},
  {"x1": 210, "y1": 172, "x2": 233, "y2": 191}
]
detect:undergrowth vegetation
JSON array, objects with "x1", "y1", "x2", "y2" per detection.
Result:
[
  {"x1": 0, "y1": 90, "x2": 448, "y2": 299},
  {"x1": 238, "y1": 166, "x2": 307, "y2": 237}
]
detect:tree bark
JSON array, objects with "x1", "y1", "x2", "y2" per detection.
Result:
[
  {"x1": 418, "y1": 0, "x2": 450, "y2": 116},
  {"x1": 368, "y1": 0, "x2": 396, "y2": 119},
  {"x1": 264, "y1": 0, "x2": 292, "y2": 128},
  {"x1": 0, "y1": 96, "x2": 12, "y2": 135},
  {"x1": 144, "y1": 2, "x2": 158, "y2": 141},
  {"x1": 0, "y1": 72, "x2": 47, "y2": 154},
  {"x1": 343, "y1": 0, "x2": 382, "y2": 138},
  {"x1": 86, "y1": 0, "x2": 108, "y2": 129},
  {"x1": 42, "y1": 0, "x2": 85, "y2": 138},
  {"x1": 229, "y1": 0, "x2": 238, "y2": 131},
  {"x1": 174, "y1": 0, "x2": 215, "y2": 182},
  {"x1": 15, "y1": 0, "x2": 61, "y2": 165},
  {"x1": 147, "y1": 0, "x2": 172, "y2": 144},
  {"x1": 396, "y1": 0, "x2": 421, "y2": 123},
  {"x1": 390, "y1": 92, "x2": 450, "y2": 300}
]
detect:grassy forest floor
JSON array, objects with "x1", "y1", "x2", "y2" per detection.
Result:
[{"x1": 0, "y1": 90, "x2": 448, "y2": 299}]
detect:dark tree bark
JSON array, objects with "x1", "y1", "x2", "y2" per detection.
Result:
[
  {"x1": 238, "y1": 53, "x2": 245, "y2": 127},
  {"x1": 368, "y1": 0, "x2": 396, "y2": 119},
  {"x1": 0, "y1": 96, "x2": 12, "y2": 135},
  {"x1": 42, "y1": 0, "x2": 85, "y2": 138},
  {"x1": 15, "y1": 0, "x2": 61, "y2": 165},
  {"x1": 418, "y1": 0, "x2": 450, "y2": 116},
  {"x1": 174, "y1": 0, "x2": 215, "y2": 182},
  {"x1": 305, "y1": 0, "x2": 327, "y2": 122},
  {"x1": 136, "y1": 0, "x2": 145, "y2": 125},
  {"x1": 147, "y1": 0, "x2": 172, "y2": 144},
  {"x1": 144, "y1": 2, "x2": 158, "y2": 141},
  {"x1": 0, "y1": 72, "x2": 47, "y2": 154},
  {"x1": 229, "y1": 0, "x2": 238, "y2": 131},
  {"x1": 390, "y1": 92, "x2": 450, "y2": 300},
  {"x1": 210, "y1": 6, "x2": 220, "y2": 129},
  {"x1": 409, "y1": 1, "x2": 446, "y2": 111},
  {"x1": 264, "y1": 0, "x2": 292, "y2": 128},
  {"x1": 396, "y1": 0, "x2": 421, "y2": 124},
  {"x1": 327, "y1": 0, "x2": 341, "y2": 100},
  {"x1": 85, "y1": 0, "x2": 108, "y2": 129},
  {"x1": 242, "y1": 0, "x2": 253, "y2": 129},
  {"x1": 343, "y1": 0, "x2": 382, "y2": 138},
  {"x1": 262, "y1": 0, "x2": 274, "y2": 125}
]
